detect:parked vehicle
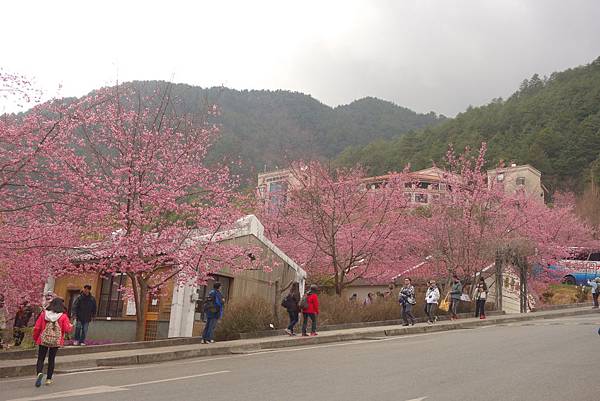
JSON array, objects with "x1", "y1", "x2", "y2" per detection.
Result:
[{"x1": 551, "y1": 249, "x2": 600, "y2": 286}]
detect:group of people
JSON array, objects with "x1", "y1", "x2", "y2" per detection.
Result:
[
  {"x1": 281, "y1": 284, "x2": 320, "y2": 336},
  {"x1": 398, "y1": 275, "x2": 488, "y2": 326},
  {"x1": 7, "y1": 285, "x2": 98, "y2": 387}
]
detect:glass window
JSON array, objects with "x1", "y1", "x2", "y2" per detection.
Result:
[
  {"x1": 496, "y1": 173, "x2": 504, "y2": 182},
  {"x1": 516, "y1": 177, "x2": 526, "y2": 186},
  {"x1": 415, "y1": 193, "x2": 428, "y2": 203},
  {"x1": 97, "y1": 273, "x2": 126, "y2": 318},
  {"x1": 588, "y1": 252, "x2": 600, "y2": 261}
]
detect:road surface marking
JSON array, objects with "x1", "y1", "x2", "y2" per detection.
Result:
[
  {"x1": 4, "y1": 371, "x2": 230, "y2": 401},
  {"x1": 405, "y1": 397, "x2": 427, "y2": 401},
  {"x1": 6, "y1": 385, "x2": 127, "y2": 401},
  {"x1": 121, "y1": 370, "x2": 230, "y2": 387}
]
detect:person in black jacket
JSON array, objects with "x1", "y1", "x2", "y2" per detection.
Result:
[
  {"x1": 282, "y1": 284, "x2": 300, "y2": 336},
  {"x1": 71, "y1": 285, "x2": 97, "y2": 346},
  {"x1": 13, "y1": 301, "x2": 33, "y2": 346}
]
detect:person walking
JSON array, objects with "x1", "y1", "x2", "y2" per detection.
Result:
[
  {"x1": 282, "y1": 285, "x2": 300, "y2": 335},
  {"x1": 474, "y1": 277, "x2": 488, "y2": 319},
  {"x1": 425, "y1": 280, "x2": 440, "y2": 324},
  {"x1": 32, "y1": 298, "x2": 73, "y2": 387},
  {"x1": 202, "y1": 282, "x2": 224, "y2": 344},
  {"x1": 71, "y1": 284, "x2": 97, "y2": 346},
  {"x1": 13, "y1": 301, "x2": 33, "y2": 346},
  {"x1": 588, "y1": 277, "x2": 600, "y2": 309},
  {"x1": 301, "y1": 284, "x2": 319, "y2": 336},
  {"x1": 399, "y1": 278, "x2": 416, "y2": 326},
  {"x1": 363, "y1": 292, "x2": 374, "y2": 306},
  {"x1": 449, "y1": 275, "x2": 463, "y2": 320}
]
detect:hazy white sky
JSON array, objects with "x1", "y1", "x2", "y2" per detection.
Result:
[{"x1": 2, "y1": 0, "x2": 600, "y2": 116}]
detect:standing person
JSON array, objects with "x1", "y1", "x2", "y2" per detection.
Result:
[
  {"x1": 0, "y1": 295, "x2": 6, "y2": 350},
  {"x1": 449, "y1": 275, "x2": 463, "y2": 320},
  {"x1": 363, "y1": 292, "x2": 374, "y2": 306},
  {"x1": 201, "y1": 282, "x2": 224, "y2": 344},
  {"x1": 282, "y1": 285, "x2": 300, "y2": 336},
  {"x1": 301, "y1": 284, "x2": 319, "y2": 336},
  {"x1": 475, "y1": 277, "x2": 488, "y2": 319},
  {"x1": 425, "y1": 280, "x2": 440, "y2": 324},
  {"x1": 384, "y1": 283, "x2": 395, "y2": 299},
  {"x1": 588, "y1": 277, "x2": 600, "y2": 309},
  {"x1": 71, "y1": 284, "x2": 97, "y2": 346},
  {"x1": 399, "y1": 278, "x2": 416, "y2": 326},
  {"x1": 13, "y1": 301, "x2": 34, "y2": 346},
  {"x1": 32, "y1": 298, "x2": 73, "y2": 387},
  {"x1": 349, "y1": 293, "x2": 358, "y2": 303}
]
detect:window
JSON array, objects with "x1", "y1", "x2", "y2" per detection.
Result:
[
  {"x1": 496, "y1": 173, "x2": 505, "y2": 182},
  {"x1": 97, "y1": 273, "x2": 126, "y2": 318},
  {"x1": 415, "y1": 193, "x2": 428, "y2": 203},
  {"x1": 404, "y1": 192, "x2": 413, "y2": 203},
  {"x1": 588, "y1": 252, "x2": 600, "y2": 262},
  {"x1": 194, "y1": 275, "x2": 233, "y2": 320},
  {"x1": 516, "y1": 177, "x2": 526, "y2": 186},
  {"x1": 268, "y1": 181, "x2": 288, "y2": 208}
]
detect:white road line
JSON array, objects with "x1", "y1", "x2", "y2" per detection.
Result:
[
  {"x1": 405, "y1": 397, "x2": 427, "y2": 401},
  {"x1": 121, "y1": 370, "x2": 230, "y2": 387},
  {"x1": 1, "y1": 332, "x2": 446, "y2": 384},
  {"x1": 4, "y1": 371, "x2": 231, "y2": 401},
  {"x1": 6, "y1": 385, "x2": 127, "y2": 401}
]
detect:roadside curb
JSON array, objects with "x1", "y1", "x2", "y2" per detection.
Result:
[{"x1": 1, "y1": 307, "x2": 598, "y2": 378}]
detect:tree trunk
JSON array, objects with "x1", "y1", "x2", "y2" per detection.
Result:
[
  {"x1": 495, "y1": 249, "x2": 503, "y2": 312},
  {"x1": 131, "y1": 274, "x2": 148, "y2": 342}
]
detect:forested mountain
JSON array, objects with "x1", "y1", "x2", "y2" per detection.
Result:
[
  {"x1": 90, "y1": 83, "x2": 444, "y2": 184},
  {"x1": 336, "y1": 57, "x2": 600, "y2": 192}
]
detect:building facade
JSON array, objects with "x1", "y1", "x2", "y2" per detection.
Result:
[
  {"x1": 48, "y1": 215, "x2": 306, "y2": 342},
  {"x1": 258, "y1": 164, "x2": 545, "y2": 207}
]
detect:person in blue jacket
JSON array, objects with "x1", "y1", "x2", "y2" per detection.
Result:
[{"x1": 202, "y1": 282, "x2": 224, "y2": 344}]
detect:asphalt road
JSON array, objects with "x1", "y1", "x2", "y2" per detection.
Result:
[{"x1": 1, "y1": 314, "x2": 599, "y2": 401}]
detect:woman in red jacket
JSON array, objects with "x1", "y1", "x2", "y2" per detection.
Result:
[
  {"x1": 32, "y1": 297, "x2": 73, "y2": 387},
  {"x1": 301, "y1": 284, "x2": 320, "y2": 336}
]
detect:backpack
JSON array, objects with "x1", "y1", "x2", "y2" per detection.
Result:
[
  {"x1": 298, "y1": 294, "x2": 309, "y2": 310},
  {"x1": 281, "y1": 294, "x2": 291, "y2": 309},
  {"x1": 41, "y1": 319, "x2": 62, "y2": 348},
  {"x1": 203, "y1": 295, "x2": 218, "y2": 314}
]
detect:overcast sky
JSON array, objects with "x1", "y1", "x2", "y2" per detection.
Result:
[{"x1": 2, "y1": 0, "x2": 600, "y2": 116}]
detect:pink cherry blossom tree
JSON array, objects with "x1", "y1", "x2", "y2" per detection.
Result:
[
  {"x1": 0, "y1": 71, "x2": 80, "y2": 311},
  {"x1": 411, "y1": 143, "x2": 597, "y2": 293},
  {"x1": 51, "y1": 83, "x2": 255, "y2": 340},
  {"x1": 261, "y1": 161, "x2": 416, "y2": 295}
]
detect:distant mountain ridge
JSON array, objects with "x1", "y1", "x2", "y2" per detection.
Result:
[
  {"x1": 72, "y1": 82, "x2": 445, "y2": 184},
  {"x1": 336, "y1": 57, "x2": 600, "y2": 192}
]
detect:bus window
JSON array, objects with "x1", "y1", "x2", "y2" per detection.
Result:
[{"x1": 588, "y1": 252, "x2": 600, "y2": 261}]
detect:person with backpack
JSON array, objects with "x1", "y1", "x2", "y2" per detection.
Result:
[
  {"x1": 32, "y1": 297, "x2": 73, "y2": 387},
  {"x1": 425, "y1": 280, "x2": 440, "y2": 324},
  {"x1": 399, "y1": 277, "x2": 416, "y2": 326},
  {"x1": 301, "y1": 284, "x2": 319, "y2": 336},
  {"x1": 449, "y1": 274, "x2": 463, "y2": 320},
  {"x1": 474, "y1": 276, "x2": 488, "y2": 319},
  {"x1": 71, "y1": 284, "x2": 97, "y2": 346},
  {"x1": 201, "y1": 282, "x2": 224, "y2": 344},
  {"x1": 281, "y1": 284, "x2": 300, "y2": 335}
]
